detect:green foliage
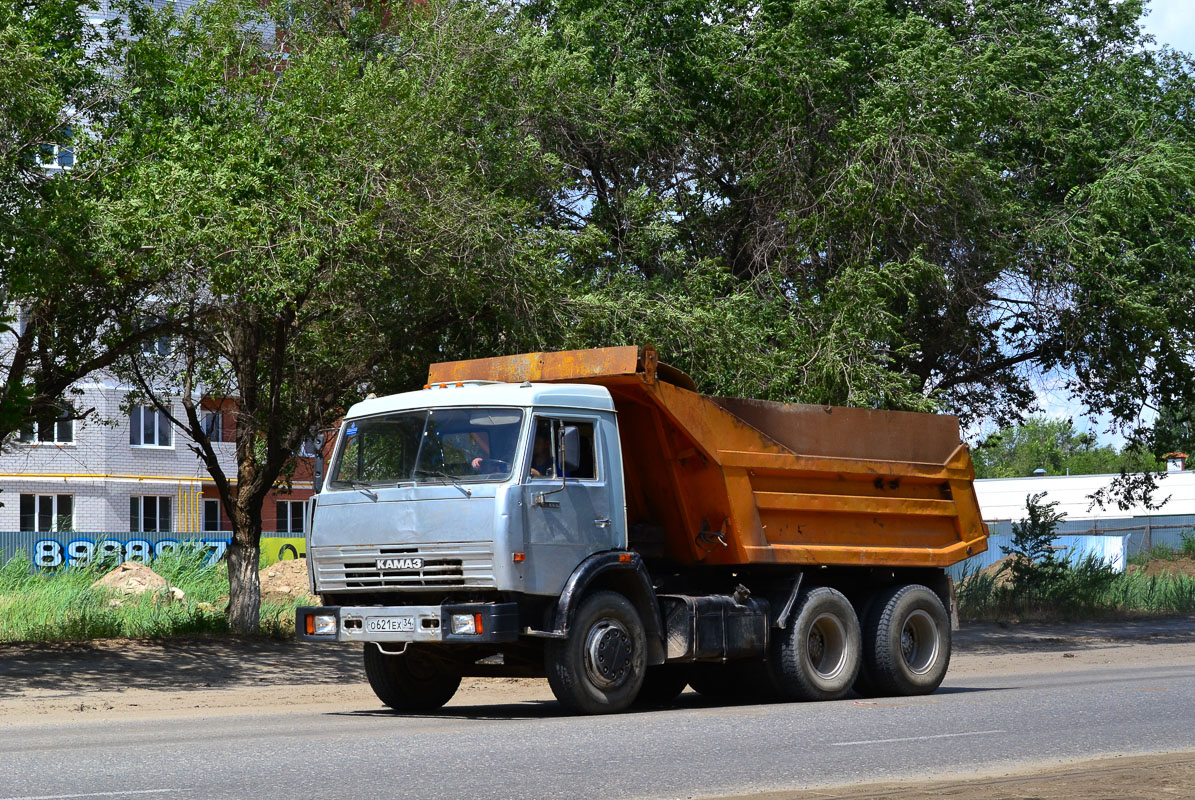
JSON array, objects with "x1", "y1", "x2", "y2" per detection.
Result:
[
  {"x1": 1103, "y1": 570, "x2": 1195, "y2": 614},
  {"x1": 1182, "y1": 530, "x2": 1195, "y2": 559},
  {"x1": 0, "y1": 548, "x2": 304, "y2": 642},
  {"x1": 973, "y1": 417, "x2": 1162, "y2": 478},
  {"x1": 516, "y1": 0, "x2": 1195, "y2": 432},
  {"x1": 1151, "y1": 401, "x2": 1195, "y2": 459},
  {"x1": 999, "y1": 492, "x2": 1068, "y2": 598},
  {"x1": 1128, "y1": 543, "x2": 1179, "y2": 566},
  {"x1": 958, "y1": 501, "x2": 1195, "y2": 621},
  {"x1": 0, "y1": 0, "x2": 181, "y2": 445},
  {"x1": 9, "y1": 0, "x2": 1195, "y2": 625},
  {"x1": 957, "y1": 556, "x2": 1195, "y2": 621},
  {"x1": 90, "y1": 0, "x2": 567, "y2": 631}
]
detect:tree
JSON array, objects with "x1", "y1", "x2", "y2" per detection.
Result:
[
  {"x1": 999, "y1": 493, "x2": 1067, "y2": 599},
  {"x1": 515, "y1": 0, "x2": 1195, "y2": 431},
  {"x1": 1151, "y1": 401, "x2": 1195, "y2": 459},
  {"x1": 972, "y1": 417, "x2": 1160, "y2": 479},
  {"x1": 0, "y1": 0, "x2": 170, "y2": 445},
  {"x1": 97, "y1": 0, "x2": 558, "y2": 631}
]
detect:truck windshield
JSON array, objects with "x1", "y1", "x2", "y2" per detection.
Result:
[{"x1": 329, "y1": 408, "x2": 524, "y2": 488}]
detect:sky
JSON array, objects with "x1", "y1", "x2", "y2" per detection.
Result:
[{"x1": 1140, "y1": 0, "x2": 1195, "y2": 54}]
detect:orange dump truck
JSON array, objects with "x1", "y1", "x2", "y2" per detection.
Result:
[{"x1": 298, "y1": 346, "x2": 987, "y2": 714}]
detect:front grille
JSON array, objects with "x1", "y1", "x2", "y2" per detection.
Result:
[{"x1": 312, "y1": 542, "x2": 494, "y2": 591}]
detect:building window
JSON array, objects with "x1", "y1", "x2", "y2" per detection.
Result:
[
  {"x1": 137, "y1": 315, "x2": 172, "y2": 357},
  {"x1": 129, "y1": 405, "x2": 172, "y2": 447},
  {"x1": 130, "y1": 496, "x2": 173, "y2": 533},
  {"x1": 203, "y1": 499, "x2": 223, "y2": 532},
  {"x1": 20, "y1": 494, "x2": 73, "y2": 532},
  {"x1": 17, "y1": 413, "x2": 74, "y2": 444},
  {"x1": 200, "y1": 410, "x2": 223, "y2": 441},
  {"x1": 276, "y1": 500, "x2": 303, "y2": 534}
]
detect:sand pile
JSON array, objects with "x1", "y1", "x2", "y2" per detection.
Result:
[
  {"x1": 92, "y1": 561, "x2": 185, "y2": 603},
  {"x1": 259, "y1": 558, "x2": 316, "y2": 605}
]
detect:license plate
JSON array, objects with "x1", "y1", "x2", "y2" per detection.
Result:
[{"x1": 367, "y1": 616, "x2": 416, "y2": 633}]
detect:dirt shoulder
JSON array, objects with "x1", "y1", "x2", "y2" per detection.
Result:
[
  {"x1": 723, "y1": 751, "x2": 1195, "y2": 800},
  {"x1": 1, "y1": 616, "x2": 1192, "y2": 725}
]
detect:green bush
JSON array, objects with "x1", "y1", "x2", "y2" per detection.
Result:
[
  {"x1": 1179, "y1": 529, "x2": 1195, "y2": 559},
  {"x1": 956, "y1": 495, "x2": 1195, "y2": 621},
  {"x1": 997, "y1": 492, "x2": 1067, "y2": 603},
  {"x1": 1129, "y1": 543, "x2": 1178, "y2": 566},
  {"x1": 957, "y1": 551, "x2": 1195, "y2": 622}
]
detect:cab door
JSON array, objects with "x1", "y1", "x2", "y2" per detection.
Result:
[{"x1": 521, "y1": 413, "x2": 616, "y2": 595}]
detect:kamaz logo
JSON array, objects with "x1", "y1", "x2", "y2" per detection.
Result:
[{"x1": 376, "y1": 557, "x2": 423, "y2": 571}]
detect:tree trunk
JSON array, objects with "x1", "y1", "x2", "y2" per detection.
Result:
[{"x1": 226, "y1": 507, "x2": 263, "y2": 634}]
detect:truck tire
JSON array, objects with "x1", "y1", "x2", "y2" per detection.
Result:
[
  {"x1": 545, "y1": 590, "x2": 646, "y2": 715},
  {"x1": 769, "y1": 587, "x2": 861, "y2": 702},
  {"x1": 632, "y1": 665, "x2": 689, "y2": 708},
  {"x1": 862, "y1": 584, "x2": 950, "y2": 696},
  {"x1": 363, "y1": 643, "x2": 461, "y2": 713},
  {"x1": 851, "y1": 594, "x2": 879, "y2": 697}
]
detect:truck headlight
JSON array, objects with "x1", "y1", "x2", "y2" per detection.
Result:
[
  {"x1": 451, "y1": 613, "x2": 479, "y2": 635},
  {"x1": 312, "y1": 614, "x2": 337, "y2": 635}
]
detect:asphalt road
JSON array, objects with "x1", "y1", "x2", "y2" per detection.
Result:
[{"x1": 2, "y1": 650, "x2": 1193, "y2": 800}]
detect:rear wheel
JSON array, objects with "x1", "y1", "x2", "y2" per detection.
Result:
[
  {"x1": 769, "y1": 587, "x2": 861, "y2": 702},
  {"x1": 862, "y1": 584, "x2": 950, "y2": 696},
  {"x1": 545, "y1": 591, "x2": 646, "y2": 714},
  {"x1": 363, "y1": 643, "x2": 461, "y2": 712}
]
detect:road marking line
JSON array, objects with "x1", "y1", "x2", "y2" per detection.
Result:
[
  {"x1": 0, "y1": 789, "x2": 180, "y2": 800},
  {"x1": 830, "y1": 729, "x2": 1004, "y2": 746}
]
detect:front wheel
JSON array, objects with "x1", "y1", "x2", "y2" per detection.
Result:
[
  {"x1": 862, "y1": 584, "x2": 951, "y2": 696},
  {"x1": 545, "y1": 591, "x2": 646, "y2": 715},
  {"x1": 363, "y1": 643, "x2": 461, "y2": 713}
]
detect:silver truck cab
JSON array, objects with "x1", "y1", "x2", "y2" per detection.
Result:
[{"x1": 302, "y1": 380, "x2": 627, "y2": 645}]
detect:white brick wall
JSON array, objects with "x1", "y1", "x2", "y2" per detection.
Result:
[{"x1": 0, "y1": 382, "x2": 238, "y2": 532}]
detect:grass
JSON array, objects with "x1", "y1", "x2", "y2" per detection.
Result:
[
  {"x1": 0, "y1": 546, "x2": 307, "y2": 643},
  {"x1": 957, "y1": 552, "x2": 1195, "y2": 622},
  {"x1": 1126, "y1": 529, "x2": 1195, "y2": 567}
]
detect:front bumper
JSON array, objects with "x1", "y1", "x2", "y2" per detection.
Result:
[{"x1": 295, "y1": 602, "x2": 519, "y2": 644}]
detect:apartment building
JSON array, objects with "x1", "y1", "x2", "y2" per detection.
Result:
[{"x1": 0, "y1": 380, "x2": 314, "y2": 568}]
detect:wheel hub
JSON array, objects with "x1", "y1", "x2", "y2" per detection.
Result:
[
  {"x1": 584, "y1": 620, "x2": 633, "y2": 689},
  {"x1": 805, "y1": 612, "x2": 847, "y2": 680},
  {"x1": 900, "y1": 609, "x2": 940, "y2": 675}
]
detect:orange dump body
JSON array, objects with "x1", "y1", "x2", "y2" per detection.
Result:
[{"x1": 429, "y1": 346, "x2": 989, "y2": 570}]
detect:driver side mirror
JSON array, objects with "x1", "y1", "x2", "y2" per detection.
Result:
[
  {"x1": 561, "y1": 425, "x2": 581, "y2": 473},
  {"x1": 313, "y1": 434, "x2": 326, "y2": 493}
]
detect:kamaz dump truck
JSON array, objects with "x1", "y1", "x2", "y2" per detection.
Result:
[{"x1": 297, "y1": 346, "x2": 988, "y2": 714}]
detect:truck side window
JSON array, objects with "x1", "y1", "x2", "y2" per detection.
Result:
[{"x1": 528, "y1": 418, "x2": 597, "y2": 480}]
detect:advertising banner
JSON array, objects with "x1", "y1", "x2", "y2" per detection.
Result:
[{"x1": 0, "y1": 531, "x2": 307, "y2": 570}]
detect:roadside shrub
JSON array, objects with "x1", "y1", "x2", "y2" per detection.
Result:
[
  {"x1": 998, "y1": 493, "x2": 1067, "y2": 602},
  {"x1": 953, "y1": 562, "x2": 998, "y2": 619},
  {"x1": 1180, "y1": 529, "x2": 1195, "y2": 559},
  {"x1": 957, "y1": 550, "x2": 1195, "y2": 622},
  {"x1": 955, "y1": 494, "x2": 1195, "y2": 621}
]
